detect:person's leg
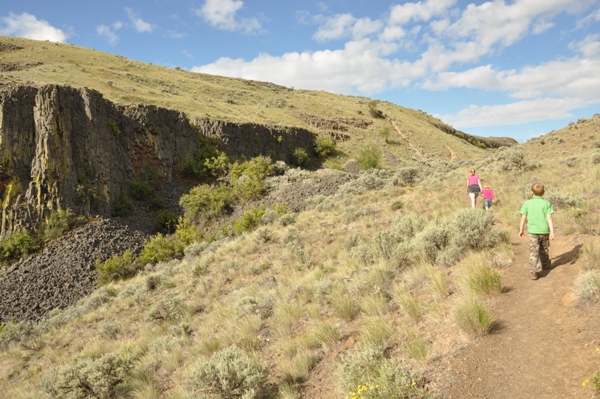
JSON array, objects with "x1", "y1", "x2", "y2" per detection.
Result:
[
  {"x1": 539, "y1": 234, "x2": 551, "y2": 270},
  {"x1": 469, "y1": 193, "x2": 475, "y2": 208},
  {"x1": 528, "y1": 234, "x2": 542, "y2": 279}
]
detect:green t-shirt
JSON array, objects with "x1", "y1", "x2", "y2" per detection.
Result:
[{"x1": 520, "y1": 196, "x2": 554, "y2": 234}]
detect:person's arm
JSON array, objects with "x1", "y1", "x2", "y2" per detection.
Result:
[
  {"x1": 519, "y1": 214, "x2": 527, "y2": 237},
  {"x1": 478, "y1": 178, "x2": 482, "y2": 191},
  {"x1": 547, "y1": 214, "x2": 555, "y2": 240},
  {"x1": 466, "y1": 179, "x2": 469, "y2": 192}
]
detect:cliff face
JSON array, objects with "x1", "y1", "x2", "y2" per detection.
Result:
[
  {"x1": 0, "y1": 85, "x2": 317, "y2": 238},
  {"x1": 194, "y1": 117, "x2": 317, "y2": 164},
  {"x1": 0, "y1": 85, "x2": 201, "y2": 237}
]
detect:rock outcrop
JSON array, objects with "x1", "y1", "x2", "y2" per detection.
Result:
[
  {"x1": 194, "y1": 117, "x2": 317, "y2": 164},
  {"x1": 0, "y1": 85, "x2": 318, "y2": 238},
  {"x1": 0, "y1": 85, "x2": 200, "y2": 238}
]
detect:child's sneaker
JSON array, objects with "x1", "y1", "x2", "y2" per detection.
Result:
[{"x1": 529, "y1": 271, "x2": 538, "y2": 280}]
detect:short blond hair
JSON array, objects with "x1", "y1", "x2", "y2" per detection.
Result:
[
  {"x1": 531, "y1": 183, "x2": 545, "y2": 196},
  {"x1": 470, "y1": 168, "x2": 476, "y2": 175},
  {"x1": 484, "y1": 184, "x2": 490, "y2": 189}
]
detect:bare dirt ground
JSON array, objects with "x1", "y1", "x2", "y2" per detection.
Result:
[{"x1": 431, "y1": 226, "x2": 600, "y2": 399}]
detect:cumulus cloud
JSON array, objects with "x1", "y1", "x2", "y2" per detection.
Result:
[
  {"x1": 196, "y1": 0, "x2": 261, "y2": 33},
  {"x1": 388, "y1": 0, "x2": 456, "y2": 26},
  {"x1": 439, "y1": 97, "x2": 586, "y2": 128},
  {"x1": 125, "y1": 8, "x2": 154, "y2": 33},
  {"x1": 0, "y1": 12, "x2": 67, "y2": 42},
  {"x1": 313, "y1": 14, "x2": 382, "y2": 42},
  {"x1": 193, "y1": 39, "x2": 423, "y2": 94}
]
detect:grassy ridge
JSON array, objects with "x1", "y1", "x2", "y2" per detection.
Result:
[{"x1": 0, "y1": 36, "x2": 488, "y2": 169}]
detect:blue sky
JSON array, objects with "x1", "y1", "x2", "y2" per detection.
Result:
[{"x1": 1, "y1": 0, "x2": 600, "y2": 141}]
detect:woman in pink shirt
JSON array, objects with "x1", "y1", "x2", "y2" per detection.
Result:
[{"x1": 466, "y1": 169, "x2": 482, "y2": 209}]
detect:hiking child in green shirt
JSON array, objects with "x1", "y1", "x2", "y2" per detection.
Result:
[{"x1": 519, "y1": 183, "x2": 555, "y2": 280}]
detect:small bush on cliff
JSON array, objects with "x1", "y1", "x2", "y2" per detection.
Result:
[
  {"x1": 42, "y1": 209, "x2": 82, "y2": 240},
  {"x1": 367, "y1": 101, "x2": 384, "y2": 118},
  {"x1": 154, "y1": 209, "x2": 179, "y2": 234},
  {"x1": 0, "y1": 230, "x2": 40, "y2": 266},
  {"x1": 182, "y1": 135, "x2": 228, "y2": 179},
  {"x1": 189, "y1": 346, "x2": 266, "y2": 399},
  {"x1": 111, "y1": 188, "x2": 134, "y2": 217},
  {"x1": 314, "y1": 135, "x2": 336, "y2": 157},
  {"x1": 292, "y1": 148, "x2": 309, "y2": 166}
]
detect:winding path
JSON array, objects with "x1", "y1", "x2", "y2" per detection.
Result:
[{"x1": 434, "y1": 229, "x2": 599, "y2": 398}]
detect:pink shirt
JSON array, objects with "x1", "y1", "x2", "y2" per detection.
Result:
[
  {"x1": 467, "y1": 175, "x2": 480, "y2": 185},
  {"x1": 481, "y1": 189, "x2": 494, "y2": 199}
]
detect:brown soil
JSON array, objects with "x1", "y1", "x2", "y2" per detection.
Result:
[{"x1": 431, "y1": 229, "x2": 600, "y2": 399}]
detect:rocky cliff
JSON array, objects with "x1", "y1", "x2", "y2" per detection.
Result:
[
  {"x1": 0, "y1": 85, "x2": 318, "y2": 238},
  {"x1": 194, "y1": 117, "x2": 317, "y2": 163}
]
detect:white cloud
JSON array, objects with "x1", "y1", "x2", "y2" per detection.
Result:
[
  {"x1": 167, "y1": 30, "x2": 187, "y2": 39},
  {"x1": 0, "y1": 12, "x2": 67, "y2": 42},
  {"x1": 196, "y1": 0, "x2": 261, "y2": 33},
  {"x1": 388, "y1": 0, "x2": 456, "y2": 26},
  {"x1": 439, "y1": 97, "x2": 587, "y2": 128},
  {"x1": 97, "y1": 24, "x2": 120, "y2": 45},
  {"x1": 192, "y1": 39, "x2": 423, "y2": 95},
  {"x1": 125, "y1": 8, "x2": 154, "y2": 33}
]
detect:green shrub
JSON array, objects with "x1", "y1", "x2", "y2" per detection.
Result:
[
  {"x1": 148, "y1": 296, "x2": 184, "y2": 321},
  {"x1": 390, "y1": 200, "x2": 403, "y2": 210},
  {"x1": 153, "y1": 209, "x2": 179, "y2": 234},
  {"x1": 230, "y1": 156, "x2": 273, "y2": 200},
  {"x1": 379, "y1": 126, "x2": 391, "y2": 143},
  {"x1": 314, "y1": 135, "x2": 336, "y2": 157},
  {"x1": 367, "y1": 101, "x2": 383, "y2": 118},
  {"x1": 96, "y1": 250, "x2": 137, "y2": 285},
  {"x1": 135, "y1": 234, "x2": 183, "y2": 266},
  {"x1": 234, "y1": 205, "x2": 266, "y2": 234},
  {"x1": 292, "y1": 148, "x2": 309, "y2": 166},
  {"x1": 180, "y1": 184, "x2": 236, "y2": 221},
  {"x1": 574, "y1": 270, "x2": 600, "y2": 300},
  {"x1": 590, "y1": 150, "x2": 600, "y2": 165},
  {"x1": 182, "y1": 135, "x2": 228, "y2": 179},
  {"x1": 0, "y1": 320, "x2": 47, "y2": 351},
  {"x1": 452, "y1": 209, "x2": 503, "y2": 251},
  {"x1": 493, "y1": 146, "x2": 529, "y2": 172},
  {"x1": 373, "y1": 230, "x2": 400, "y2": 261},
  {"x1": 393, "y1": 213, "x2": 424, "y2": 239},
  {"x1": 357, "y1": 146, "x2": 382, "y2": 170},
  {"x1": 111, "y1": 188, "x2": 134, "y2": 217},
  {"x1": 453, "y1": 298, "x2": 494, "y2": 336},
  {"x1": 544, "y1": 191, "x2": 585, "y2": 210},
  {"x1": 413, "y1": 219, "x2": 452, "y2": 262},
  {"x1": 42, "y1": 351, "x2": 133, "y2": 399},
  {"x1": 189, "y1": 346, "x2": 266, "y2": 399},
  {"x1": 42, "y1": 209, "x2": 80, "y2": 240},
  {"x1": 107, "y1": 120, "x2": 121, "y2": 136},
  {"x1": 130, "y1": 178, "x2": 152, "y2": 200},
  {"x1": 581, "y1": 239, "x2": 600, "y2": 271},
  {"x1": 336, "y1": 344, "x2": 429, "y2": 399},
  {"x1": 0, "y1": 230, "x2": 40, "y2": 265}
]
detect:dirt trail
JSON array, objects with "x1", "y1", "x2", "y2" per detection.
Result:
[
  {"x1": 434, "y1": 226, "x2": 600, "y2": 399},
  {"x1": 445, "y1": 145, "x2": 457, "y2": 163},
  {"x1": 391, "y1": 120, "x2": 427, "y2": 162}
]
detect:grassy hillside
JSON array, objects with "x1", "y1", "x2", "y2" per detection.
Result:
[
  {"x1": 0, "y1": 36, "x2": 493, "y2": 169},
  {"x1": 1, "y1": 37, "x2": 600, "y2": 399}
]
